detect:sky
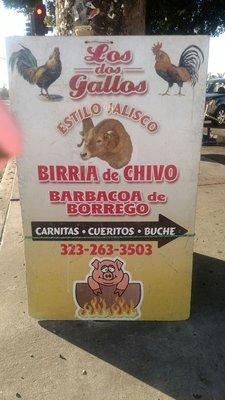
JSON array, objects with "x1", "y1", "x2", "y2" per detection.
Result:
[
  {"x1": 0, "y1": 0, "x2": 26, "y2": 86},
  {"x1": 0, "y1": 0, "x2": 225, "y2": 86}
]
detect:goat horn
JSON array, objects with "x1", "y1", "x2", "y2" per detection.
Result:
[{"x1": 77, "y1": 138, "x2": 84, "y2": 148}]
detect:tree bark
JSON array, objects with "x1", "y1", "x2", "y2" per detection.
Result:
[
  {"x1": 54, "y1": 0, "x2": 146, "y2": 36},
  {"x1": 55, "y1": 0, "x2": 74, "y2": 35},
  {"x1": 55, "y1": 0, "x2": 88, "y2": 35},
  {"x1": 123, "y1": 0, "x2": 146, "y2": 35}
]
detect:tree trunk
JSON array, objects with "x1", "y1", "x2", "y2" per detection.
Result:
[
  {"x1": 55, "y1": 0, "x2": 75, "y2": 35},
  {"x1": 123, "y1": 0, "x2": 146, "y2": 35},
  {"x1": 54, "y1": 0, "x2": 146, "y2": 36}
]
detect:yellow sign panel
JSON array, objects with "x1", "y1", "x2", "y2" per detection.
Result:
[{"x1": 7, "y1": 36, "x2": 209, "y2": 320}]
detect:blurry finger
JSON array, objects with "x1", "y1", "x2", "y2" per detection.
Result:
[{"x1": 0, "y1": 100, "x2": 22, "y2": 170}]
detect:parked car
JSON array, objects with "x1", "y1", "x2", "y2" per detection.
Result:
[{"x1": 205, "y1": 78, "x2": 225, "y2": 126}]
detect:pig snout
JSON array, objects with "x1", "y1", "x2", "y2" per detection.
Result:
[{"x1": 103, "y1": 271, "x2": 114, "y2": 281}]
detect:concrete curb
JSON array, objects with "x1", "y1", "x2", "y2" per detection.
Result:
[
  {"x1": 11, "y1": 170, "x2": 20, "y2": 201},
  {"x1": 0, "y1": 160, "x2": 17, "y2": 244}
]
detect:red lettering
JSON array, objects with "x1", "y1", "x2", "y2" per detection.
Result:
[
  {"x1": 68, "y1": 166, "x2": 79, "y2": 181},
  {"x1": 64, "y1": 117, "x2": 73, "y2": 129},
  {"x1": 61, "y1": 191, "x2": 73, "y2": 202},
  {"x1": 67, "y1": 204, "x2": 78, "y2": 215},
  {"x1": 120, "y1": 81, "x2": 135, "y2": 93},
  {"x1": 84, "y1": 44, "x2": 132, "y2": 64},
  {"x1": 153, "y1": 165, "x2": 164, "y2": 182},
  {"x1": 69, "y1": 75, "x2": 87, "y2": 99},
  {"x1": 49, "y1": 191, "x2": 60, "y2": 202},
  {"x1": 140, "y1": 115, "x2": 151, "y2": 127},
  {"x1": 38, "y1": 165, "x2": 49, "y2": 181},
  {"x1": 91, "y1": 204, "x2": 103, "y2": 214},
  {"x1": 123, "y1": 165, "x2": 179, "y2": 182},
  {"x1": 69, "y1": 74, "x2": 147, "y2": 100},
  {"x1": 74, "y1": 191, "x2": 84, "y2": 201},
  {"x1": 85, "y1": 191, "x2": 96, "y2": 201},
  {"x1": 147, "y1": 122, "x2": 158, "y2": 133},
  {"x1": 164, "y1": 165, "x2": 178, "y2": 182},
  {"x1": 85, "y1": 44, "x2": 109, "y2": 63},
  {"x1": 56, "y1": 166, "x2": 67, "y2": 181},
  {"x1": 136, "y1": 81, "x2": 148, "y2": 93},
  {"x1": 121, "y1": 50, "x2": 132, "y2": 63},
  {"x1": 57, "y1": 122, "x2": 68, "y2": 135}
]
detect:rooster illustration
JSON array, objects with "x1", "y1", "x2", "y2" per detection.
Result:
[
  {"x1": 9, "y1": 45, "x2": 62, "y2": 98},
  {"x1": 152, "y1": 42, "x2": 204, "y2": 96}
]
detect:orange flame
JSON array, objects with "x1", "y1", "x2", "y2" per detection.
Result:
[{"x1": 78, "y1": 296, "x2": 138, "y2": 319}]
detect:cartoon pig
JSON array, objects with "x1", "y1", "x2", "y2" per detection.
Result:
[{"x1": 87, "y1": 259, "x2": 129, "y2": 296}]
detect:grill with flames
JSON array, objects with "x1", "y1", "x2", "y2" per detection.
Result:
[
  {"x1": 78, "y1": 295, "x2": 138, "y2": 319},
  {"x1": 75, "y1": 281, "x2": 142, "y2": 320}
]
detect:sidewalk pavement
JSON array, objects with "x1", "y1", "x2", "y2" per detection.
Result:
[
  {"x1": 0, "y1": 160, "x2": 17, "y2": 243},
  {"x1": 0, "y1": 147, "x2": 225, "y2": 400}
]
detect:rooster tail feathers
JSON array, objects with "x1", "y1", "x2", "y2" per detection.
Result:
[
  {"x1": 8, "y1": 51, "x2": 19, "y2": 72},
  {"x1": 19, "y1": 45, "x2": 38, "y2": 68},
  {"x1": 9, "y1": 46, "x2": 38, "y2": 84},
  {"x1": 179, "y1": 45, "x2": 204, "y2": 86}
]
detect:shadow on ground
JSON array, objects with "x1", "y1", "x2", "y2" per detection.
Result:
[
  {"x1": 201, "y1": 153, "x2": 225, "y2": 165},
  {"x1": 39, "y1": 253, "x2": 225, "y2": 400}
]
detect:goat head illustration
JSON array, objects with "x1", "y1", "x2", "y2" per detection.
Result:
[{"x1": 77, "y1": 118, "x2": 133, "y2": 169}]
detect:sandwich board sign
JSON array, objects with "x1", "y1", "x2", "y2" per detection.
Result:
[{"x1": 7, "y1": 36, "x2": 209, "y2": 320}]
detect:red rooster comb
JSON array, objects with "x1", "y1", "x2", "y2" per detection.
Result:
[{"x1": 152, "y1": 42, "x2": 162, "y2": 55}]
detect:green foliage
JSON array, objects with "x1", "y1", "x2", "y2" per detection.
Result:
[
  {"x1": 3, "y1": 0, "x2": 54, "y2": 14},
  {"x1": 146, "y1": 0, "x2": 225, "y2": 36},
  {"x1": 2, "y1": 0, "x2": 36, "y2": 13},
  {"x1": 207, "y1": 72, "x2": 225, "y2": 79},
  {"x1": 3, "y1": 0, "x2": 225, "y2": 36},
  {"x1": 44, "y1": 15, "x2": 54, "y2": 27}
]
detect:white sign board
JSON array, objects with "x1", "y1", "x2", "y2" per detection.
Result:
[{"x1": 7, "y1": 36, "x2": 209, "y2": 320}]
